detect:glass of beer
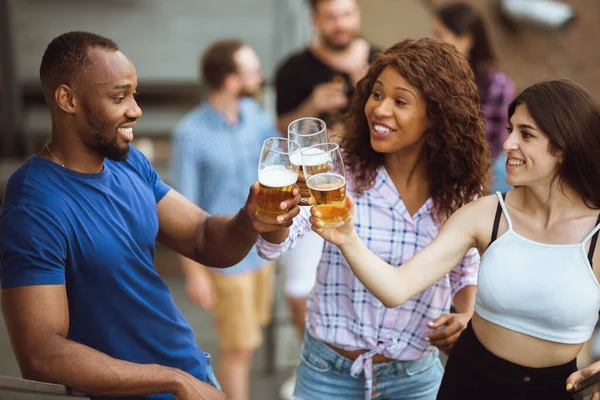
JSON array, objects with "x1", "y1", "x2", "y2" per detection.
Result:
[
  {"x1": 255, "y1": 138, "x2": 300, "y2": 224},
  {"x1": 302, "y1": 142, "x2": 351, "y2": 228},
  {"x1": 288, "y1": 117, "x2": 328, "y2": 206}
]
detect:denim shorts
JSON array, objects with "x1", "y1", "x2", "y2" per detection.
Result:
[
  {"x1": 293, "y1": 331, "x2": 443, "y2": 400},
  {"x1": 204, "y1": 353, "x2": 222, "y2": 390}
]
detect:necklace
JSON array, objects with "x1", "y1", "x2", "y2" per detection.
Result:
[{"x1": 46, "y1": 143, "x2": 65, "y2": 167}]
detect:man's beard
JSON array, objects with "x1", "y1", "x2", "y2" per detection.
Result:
[
  {"x1": 321, "y1": 31, "x2": 357, "y2": 52},
  {"x1": 85, "y1": 111, "x2": 130, "y2": 162}
]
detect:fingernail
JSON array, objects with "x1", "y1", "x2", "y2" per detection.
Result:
[
  {"x1": 566, "y1": 383, "x2": 573, "y2": 391},
  {"x1": 428, "y1": 321, "x2": 434, "y2": 326},
  {"x1": 425, "y1": 337, "x2": 430, "y2": 341},
  {"x1": 277, "y1": 216, "x2": 284, "y2": 223},
  {"x1": 318, "y1": 221, "x2": 324, "y2": 228}
]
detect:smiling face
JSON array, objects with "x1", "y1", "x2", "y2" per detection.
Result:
[
  {"x1": 504, "y1": 104, "x2": 562, "y2": 187},
  {"x1": 363, "y1": 66, "x2": 430, "y2": 156},
  {"x1": 72, "y1": 47, "x2": 142, "y2": 161}
]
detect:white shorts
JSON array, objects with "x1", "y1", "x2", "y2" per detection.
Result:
[{"x1": 280, "y1": 230, "x2": 324, "y2": 297}]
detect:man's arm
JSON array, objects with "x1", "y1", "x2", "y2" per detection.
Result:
[
  {"x1": 452, "y1": 285, "x2": 477, "y2": 314},
  {"x1": 157, "y1": 183, "x2": 301, "y2": 269},
  {"x1": 1, "y1": 285, "x2": 213, "y2": 398}
]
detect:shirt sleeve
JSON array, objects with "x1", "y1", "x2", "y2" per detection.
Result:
[
  {"x1": 256, "y1": 206, "x2": 312, "y2": 260},
  {"x1": 170, "y1": 127, "x2": 201, "y2": 205},
  {"x1": 275, "y1": 59, "x2": 310, "y2": 117},
  {"x1": 133, "y1": 146, "x2": 172, "y2": 203},
  {"x1": 0, "y1": 205, "x2": 67, "y2": 289},
  {"x1": 484, "y1": 74, "x2": 516, "y2": 159},
  {"x1": 448, "y1": 247, "x2": 480, "y2": 298}
]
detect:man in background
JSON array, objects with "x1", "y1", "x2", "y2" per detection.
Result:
[
  {"x1": 171, "y1": 40, "x2": 278, "y2": 400},
  {"x1": 275, "y1": 0, "x2": 378, "y2": 133}
]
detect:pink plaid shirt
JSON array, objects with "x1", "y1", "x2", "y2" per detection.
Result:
[{"x1": 256, "y1": 167, "x2": 479, "y2": 399}]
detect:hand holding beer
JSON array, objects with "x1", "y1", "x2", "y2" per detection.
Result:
[
  {"x1": 309, "y1": 194, "x2": 356, "y2": 247},
  {"x1": 252, "y1": 138, "x2": 301, "y2": 228},
  {"x1": 288, "y1": 117, "x2": 329, "y2": 206},
  {"x1": 302, "y1": 143, "x2": 351, "y2": 228}
]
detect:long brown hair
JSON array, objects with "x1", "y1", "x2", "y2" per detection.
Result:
[
  {"x1": 436, "y1": 2, "x2": 496, "y2": 100},
  {"x1": 341, "y1": 38, "x2": 491, "y2": 221},
  {"x1": 508, "y1": 80, "x2": 600, "y2": 209}
]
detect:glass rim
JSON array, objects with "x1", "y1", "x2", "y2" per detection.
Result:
[
  {"x1": 261, "y1": 137, "x2": 301, "y2": 155},
  {"x1": 288, "y1": 117, "x2": 327, "y2": 138},
  {"x1": 300, "y1": 142, "x2": 340, "y2": 155}
]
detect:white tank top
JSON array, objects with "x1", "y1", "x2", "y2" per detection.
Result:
[{"x1": 474, "y1": 192, "x2": 600, "y2": 344}]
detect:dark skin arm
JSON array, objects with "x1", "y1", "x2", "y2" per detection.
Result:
[
  {"x1": 1, "y1": 285, "x2": 224, "y2": 399},
  {"x1": 157, "y1": 183, "x2": 300, "y2": 268},
  {"x1": 426, "y1": 285, "x2": 477, "y2": 354}
]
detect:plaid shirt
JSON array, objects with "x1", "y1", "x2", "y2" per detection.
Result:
[
  {"x1": 482, "y1": 69, "x2": 515, "y2": 160},
  {"x1": 257, "y1": 167, "x2": 479, "y2": 399}
]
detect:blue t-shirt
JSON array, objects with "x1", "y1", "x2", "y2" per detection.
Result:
[{"x1": 0, "y1": 146, "x2": 207, "y2": 400}]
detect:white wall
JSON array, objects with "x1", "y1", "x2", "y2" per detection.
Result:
[{"x1": 12, "y1": 0, "x2": 280, "y2": 83}]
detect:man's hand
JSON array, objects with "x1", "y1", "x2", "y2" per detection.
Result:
[
  {"x1": 185, "y1": 270, "x2": 215, "y2": 311},
  {"x1": 426, "y1": 312, "x2": 472, "y2": 355},
  {"x1": 173, "y1": 369, "x2": 226, "y2": 400},
  {"x1": 567, "y1": 360, "x2": 600, "y2": 399},
  {"x1": 244, "y1": 182, "x2": 301, "y2": 232},
  {"x1": 310, "y1": 82, "x2": 348, "y2": 114}
]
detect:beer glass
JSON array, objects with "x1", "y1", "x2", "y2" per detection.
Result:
[
  {"x1": 302, "y1": 143, "x2": 351, "y2": 228},
  {"x1": 288, "y1": 117, "x2": 328, "y2": 206},
  {"x1": 255, "y1": 138, "x2": 300, "y2": 224}
]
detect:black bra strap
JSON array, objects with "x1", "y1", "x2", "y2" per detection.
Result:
[
  {"x1": 490, "y1": 193, "x2": 507, "y2": 245},
  {"x1": 587, "y1": 213, "x2": 600, "y2": 266}
]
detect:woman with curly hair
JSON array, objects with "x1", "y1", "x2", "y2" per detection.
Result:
[
  {"x1": 257, "y1": 37, "x2": 490, "y2": 400},
  {"x1": 310, "y1": 79, "x2": 600, "y2": 399}
]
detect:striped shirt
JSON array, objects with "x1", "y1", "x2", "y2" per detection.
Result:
[
  {"x1": 256, "y1": 167, "x2": 479, "y2": 399},
  {"x1": 172, "y1": 98, "x2": 277, "y2": 275}
]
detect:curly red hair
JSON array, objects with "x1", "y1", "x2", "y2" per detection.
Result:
[{"x1": 341, "y1": 38, "x2": 491, "y2": 221}]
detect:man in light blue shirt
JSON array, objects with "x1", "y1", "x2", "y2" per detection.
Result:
[{"x1": 171, "y1": 39, "x2": 278, "y2": 400}]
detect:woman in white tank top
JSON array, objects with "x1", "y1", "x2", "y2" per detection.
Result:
[{"x1": 308, "y1": 79, "x2": 600, "y2": 399}]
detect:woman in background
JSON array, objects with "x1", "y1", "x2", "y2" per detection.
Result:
[{"x1": 433, "y1": 2, "x2": 514, "y2": 193}]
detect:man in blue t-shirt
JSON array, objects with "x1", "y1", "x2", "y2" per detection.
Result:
[{"x1": 0, "y1": 31, "x2": 300, "y2": 400}]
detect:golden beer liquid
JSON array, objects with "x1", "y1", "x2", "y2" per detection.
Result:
[
  {"x1": 255, "y1": 166, "x2": 298, "y2": 224},
  {"x1": 307, "y1": 173, "x2": 350, "y2": 227},
  {"x1": 291, "y1": 150, "x2": 329, "y2": 206}
]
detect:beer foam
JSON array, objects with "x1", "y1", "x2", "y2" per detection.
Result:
[
  {"x1": 291, "y1": 148, "x2": 330, "y2": 166},
  {"x1": 258, "y1": 166, "x2": 298, "y2": 187},
  {"x1": 306, "y1": 172, "x2": 345, "y2": 191}
]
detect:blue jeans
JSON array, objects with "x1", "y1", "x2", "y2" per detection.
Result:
[
  {"x1": 294, "y1": 332, "x2": 443, "y2": 400},
  {"x1": 204, "y1": 353, "x2": 222, "y2": 390}
]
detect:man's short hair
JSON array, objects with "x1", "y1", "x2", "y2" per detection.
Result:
[
  {"x1": 39, "y1": 31, "x2": 119, "y2": 92},
  {"x1": 307, "y1": 0, "x2": 330, "y2": 11},
  {"x1": 200, "y1": 39, "x2": 245, "y2": 90}
]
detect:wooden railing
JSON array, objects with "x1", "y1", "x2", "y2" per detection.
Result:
[{"x1": 0, "y1": 375, "x2": 88, "y2": 398}]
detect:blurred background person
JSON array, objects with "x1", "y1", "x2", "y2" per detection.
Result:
[
  {"x1": 274, "y1": 1, "x2": 378, "y2": 398},
  {"x1": 275, "y1": 0, "x2": 379, "y2": 134},
  {"x1": 433, "y1": 1, "x2": 515, "y2": 193},
  {"x1": 171, "y1": 39, "x2": 278, "y2": 400}
]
